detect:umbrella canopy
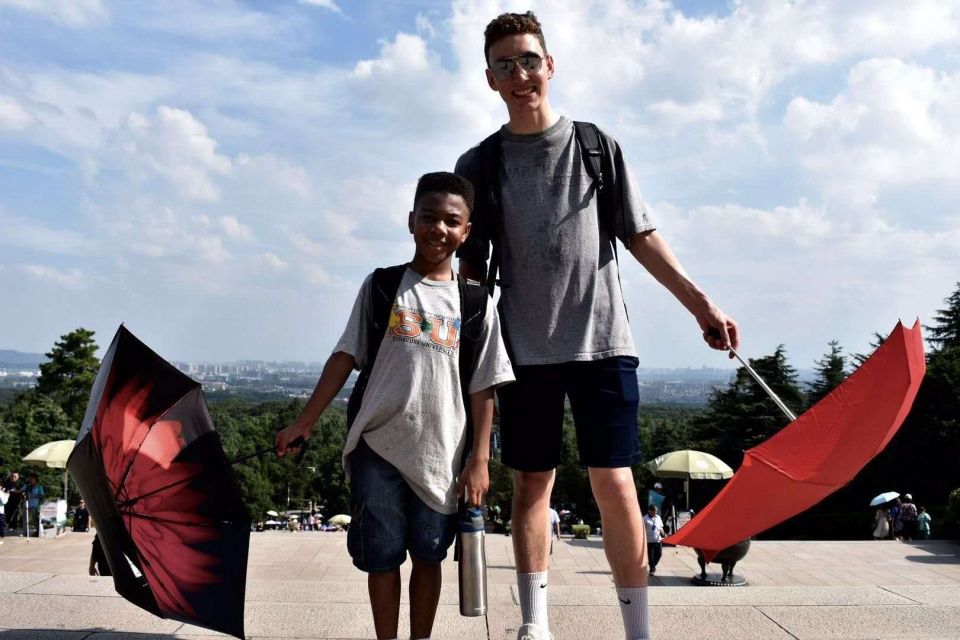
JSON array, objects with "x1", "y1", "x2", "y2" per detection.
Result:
[
  {"x1": 328, "y1": 514, "x2": 351, "y2": 526},
  {"x1": 22, "y1": 440, "x2": 75, "y2": 468},
  {"x1": 870, "y1": 491, "x2": 899, "y2": 507},
  {"x1": 266, "y1": 510, "x2": 279, "y2": 517},
  {"x1": 67, "y1": 326, "x2": 249, "y2": 639},
  {"x1": 646, "y1": 450, "x2": 734, "y2": 480},
  {"x1": 665, "y1": 321, "x2": 925, "y2": 561}
]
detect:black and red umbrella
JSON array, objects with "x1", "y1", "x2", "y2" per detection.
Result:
[{"x1": 67, "y1": 325, "x2": 249, "y2": 638}]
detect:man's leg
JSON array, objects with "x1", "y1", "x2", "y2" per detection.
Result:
[
  {"x1": 590, "y1": 467, "x2": 651, "y2": 640},
  {"x1": 409, "y1": 557, "x2": 441, "y2": 639},
  {"x1": 367, "y1": 569, "x2": 401, "y2": 639},
  {"x1": 513, "y1": 469, "x2": 555, "y2": 631}
]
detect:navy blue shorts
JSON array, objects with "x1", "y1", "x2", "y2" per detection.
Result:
[
  {"x1": 497, "y1": 356, "x2": 641, "y2": 471},
  {"x1": 347, "y1": 440, "x2": 457, "y2": 573}
]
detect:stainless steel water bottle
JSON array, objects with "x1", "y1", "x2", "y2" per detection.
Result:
[{"x1": 457, "y1": 505, "x2": 488, "y2": 616}]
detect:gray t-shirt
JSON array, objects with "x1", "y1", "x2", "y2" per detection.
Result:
[
  {"x1": 455, "y1": 116, "x2": 655, "y2": 365},
  {"x1": 336, "y1": 268, "x2": 514, "y2": 514}
]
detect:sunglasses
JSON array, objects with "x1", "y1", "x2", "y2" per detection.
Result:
[{"x1": 489, "y1": 53, "x2": 544, "y2": 81}]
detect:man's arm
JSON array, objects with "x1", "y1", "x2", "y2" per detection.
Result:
[
  {"x1": 629, "y1": 230, "x2": 739, "y2": 354},
  {"x1": 275, "y1": 351, "x2": 356, "y2": 456},
  {"x1": 455, "y1": 387, "x2": 494, "y2": 507}
]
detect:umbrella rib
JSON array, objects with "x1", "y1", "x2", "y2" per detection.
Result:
[
  {"x1": 120, "y1": 509, "x2": 240, "y2": 528},
  {"x1": 112, "y1": 386, "x2": 197, "y2": 504}
]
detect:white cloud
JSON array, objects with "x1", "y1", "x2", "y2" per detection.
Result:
[
  {"x1": 19, "y1": 264, "x2": 88, "y2": 290},
  {"x1": 256, "y1": 253, "x2": 289, "y2": 271},
  {"x1": 0, "y1": 95, "x2": 33, "y2": 129},
  {"x1": 118, "y1": 106, "x2": 231, "y2": 201},
  {"x1": 299, "y1": 0, "x2": 342, "y2": 14},
  {"x1": 353, "y1": 33, "x2": 432, "y2": 78},
  {"x1": 0, "y1": 0, "x2": 107, "y2": 28},
  {"x1": 0, "y1": 209, "x2": 98, "y2": 255}
]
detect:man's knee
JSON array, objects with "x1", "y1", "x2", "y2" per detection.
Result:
[
  {"x1": 589, "y1": 467, "x2": 638, "y2": 506},
  {"x1": 513, "y1": 470, "x2": 554, "y2": 506}
]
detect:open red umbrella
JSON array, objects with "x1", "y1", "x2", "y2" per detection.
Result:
[
  {"x1": 67, "y1": 326, "x2": 249, "y2": 638},
  {"x1": 665, "y1": 320, "x2": 925, "y2": 561}
]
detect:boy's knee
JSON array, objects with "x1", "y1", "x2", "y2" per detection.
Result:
[
  {"x1": 589, "y1": 467, "x2": 637, "y2": 505},
  {"x1": 513, "y1": 470, "x2": 554, "y2": 496}
]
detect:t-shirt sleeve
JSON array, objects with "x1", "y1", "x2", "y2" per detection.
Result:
[
  {"x1": 454, "y1": 148, "x2": 492, "y2": 266},
  {"x1": 467, "y1": 299, "x2": 515, "y2": 394},
  {"x1": 332, "y1": 274, "x2": 374, "y2": 371},
  {"x1": 601, "y1": 130, "x2": 656, "y2": 246}
]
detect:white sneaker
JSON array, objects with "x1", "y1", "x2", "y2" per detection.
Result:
[{"x1": 517, "y1": 623, "x2": 553, "y2": 640}]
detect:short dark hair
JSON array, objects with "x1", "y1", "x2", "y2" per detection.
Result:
[
  {"x1": 484, "y1": 11, "x2": 547, "y2": 66},
  {"x1": 414, "y1": 172, "x2": 474, "y2": 213}
]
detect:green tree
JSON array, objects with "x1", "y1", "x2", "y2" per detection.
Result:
[
  {"x1": 926, "y1": 282, "x2": 960, "y2": 352},
  {"x1": 37, "y1": 328, "x2": 100, "y2": 426},
  {"x1": 806, "y1": 340, "x2": 847, "y2": 406},
  {"x1": 690, "y1": 345, "x2": 805, "y2": 469},
  {"x1": 0, "y1": 390, "x2": 73, "y2": 499},
  {"x1": 851, "y1": 331, "x2": 886, "y2": 370}
]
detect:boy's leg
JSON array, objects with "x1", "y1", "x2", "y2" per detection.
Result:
[
  {"x1": 569, "y1": 357, "x2": 650, "y2": 639},
  {"x1": 409, "y1": 557, "x2": 441, "y2": 639},
  {"x1": 498, "y1": 364, "x2": 566, "y2": 635},
  {"x1": 368, "y1": 569, "x2": 401, "y2": 639},
  {"x1": 347, "y1": 440, "x2": 410, "y2": 640}
]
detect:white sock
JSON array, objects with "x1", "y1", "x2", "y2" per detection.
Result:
[
  {"x1": 616, "y1": 586, "x2": 650, "y2": 640},
  {"x1": 517, "y1": 570, "x2": 549, "y2": 628}
]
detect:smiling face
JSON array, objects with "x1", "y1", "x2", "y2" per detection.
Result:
[
  {"x1": 486, "y1": 33, "x2": 554, "y2": 119},
  {"x1": 408, "y1": 192, "x2": 471, "y2": 277}
]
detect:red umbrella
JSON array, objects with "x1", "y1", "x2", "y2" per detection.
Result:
[
  {"x1": 67, "y1": 326, "x2": 249, "y2": 638},
  {"x1": 665, "y1": 321, "x2": 925, "y2": 561}
]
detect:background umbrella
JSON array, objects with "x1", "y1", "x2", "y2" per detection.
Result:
[
  {"x1": 67, "y1": 326, "x2": 249, "y2": 639},
  {"x1": 666, "y1": 321, "x2": 925, "y2": 561},
  {"x1": 266, "y1": 510, "x2": 279, "y2": 517},
  {"x1": 646, "y1": 450, "x2": 733, "y2": 510},
  {"x1": 22, "y1": 439, "x2": 75, "y2": 502},
  {"x1": 870, "y1": 491, "x2": 899, "y2": 507},
  {"x1": 328, "y1": 514, "x2": 351, "y2": 526}
]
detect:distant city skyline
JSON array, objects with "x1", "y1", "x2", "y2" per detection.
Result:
[{"x1": 1, "y1": 1, "x2": 957, "y2": 368}]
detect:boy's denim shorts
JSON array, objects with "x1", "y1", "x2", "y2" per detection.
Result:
[
  {"x1": 347, "y1": 439, "x2": 457, "y2": 573},
  {"x1": 497, "y1": 356, "x2": 642, "y2": 471}
]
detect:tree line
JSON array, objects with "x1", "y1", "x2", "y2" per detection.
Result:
[{"x1": 2, "y1": 283, "x2": 958, "y2": 538}]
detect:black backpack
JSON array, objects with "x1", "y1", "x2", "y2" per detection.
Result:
[
  {"x1": 345, "y1": 264, "x2": 488, "y2": 460},
  {"x1": 457, "y1": 121, "x2": 618, "y2": 295}
]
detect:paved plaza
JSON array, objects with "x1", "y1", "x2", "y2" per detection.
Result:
[{"x1": 0, "y1": 530, "x2": 958, "y2": 639}]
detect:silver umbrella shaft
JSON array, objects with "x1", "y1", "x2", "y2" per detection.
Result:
[{"x1": 727, "y1": 346, "x2": 797, "y2": 422}]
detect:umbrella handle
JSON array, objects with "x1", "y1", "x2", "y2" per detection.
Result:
[{"x1": 727, "y1": 346, "x2": 797, "y2": 422}]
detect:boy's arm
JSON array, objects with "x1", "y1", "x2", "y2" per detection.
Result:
[
  {"x1": 629, "y1": 229, "x2": 740, "y2": 355},
  {"x1": 455, "y1": 387, "x2": 494, "y2": 507},
  {"x1": 275, "y1": 351, "x2": 356, "y2": 457}
]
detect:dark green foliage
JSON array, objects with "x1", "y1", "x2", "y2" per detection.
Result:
[
  {"x1": 851, "y1": 331, "x2": 886, "y2": 370},
  {"x1": 690, "y1": 345, "x2": 805, "y2": 469},
  {"x1": 36, "y1": 328, "x2": 100, "y2": 426},
  {"x1": 0, "y1": 390, "x2": 74, "y2": 499},
  {"x1": 926, "y1": 283, "x2": 960, "y2": 352},
  {"x1": 806, "y1": 340, "x2": 847, "y2": 406}
]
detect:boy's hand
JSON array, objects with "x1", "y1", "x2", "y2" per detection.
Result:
[
  {"x1": 275, "y1": 423, "x2": 311, "y2": 458},
  {"x1": 455, "y1": 456, "x2": 489, "y2": 507}
]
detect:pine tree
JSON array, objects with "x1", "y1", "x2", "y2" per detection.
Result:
[
  {"x1": 851, "y1": 331, "x2": 886, "y2": 369},
  {"x1": 806, "y1": 340, "x2": 847, "y2": 406},
  {"x1": 926, "y1": 282, "x2": 960, "y2": 352},
  {"x1": 36, "y1": 328, "x2": 100, "y2": 426},
  {"x1": 690, "y1": 345, "x2": 805, "y2": 468}
]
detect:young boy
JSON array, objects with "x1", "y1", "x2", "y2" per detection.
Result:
[
  {"x1": 276, "y1": 171, "x2": 514, "y2": 640},
  {"x1": 455, "y1": 11, "x2": 740, "y2": 640}
]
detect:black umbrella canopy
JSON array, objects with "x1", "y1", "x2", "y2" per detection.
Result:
[{"x1": 67, "y1": 325, "x2": 249, "y2": 638}]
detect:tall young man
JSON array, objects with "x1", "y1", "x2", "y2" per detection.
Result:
[{"x1": 455, "y1": 12, "x2": 740, "y2": 640}]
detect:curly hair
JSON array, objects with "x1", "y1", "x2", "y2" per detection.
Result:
[
  {"x1": 414, "y1": 172, "x2": 474, "y2": 213},
  {"x1": 483, "y1": 11, "x2": 547, "y2": 66}
]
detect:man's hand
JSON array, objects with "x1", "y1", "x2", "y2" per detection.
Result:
[
  {"x1": 275, "y1": 422, "x2": 312, "y2": 458},
  {"x1": 696, "y1": 305, "x2": 740, "y2": 358},
  {"x1": 455, "y1": 456, "x2": 490, "y2": 507}
]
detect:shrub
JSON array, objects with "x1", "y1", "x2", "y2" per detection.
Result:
[{"x1": 571, "y1": 524, "x2": 590, "y2": 539}]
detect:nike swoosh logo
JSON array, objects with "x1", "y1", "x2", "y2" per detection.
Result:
[
  {"x1": 539, "y1": 584, "x2": 547, "y2": 589},
  {"x1": 619, "y1": 598, "x2": 631, "y2": 604}
]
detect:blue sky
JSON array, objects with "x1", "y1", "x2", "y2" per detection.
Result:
[{"x1": 1, "y1": 0, "x2": 958, "y2": 370}]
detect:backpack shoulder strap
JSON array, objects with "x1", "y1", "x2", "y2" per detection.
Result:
[
  {"x1": 475, "y1": 132, "x2": 503, "y2": 296},
  {"x1": 574, "y1": 120, "x2": 618, "y2": 256},
  {"x1": 346, "y1": 263, "x2": 407, "y2": 428},
  {"x1": 457, "y1": 276, "x2": 489, "y2": 464}
]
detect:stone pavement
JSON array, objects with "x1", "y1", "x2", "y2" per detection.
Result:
[{"x1": 0, "y1": 531, "x2": 958, "y2": 639}]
